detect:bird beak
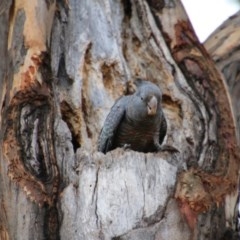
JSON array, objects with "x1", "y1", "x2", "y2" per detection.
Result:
[{"x1": 147, "y1": 96, "x2": 158, "y2": 116}]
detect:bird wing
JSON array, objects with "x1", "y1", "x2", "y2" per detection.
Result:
[
  {"x1": 159, "y1": 112, "x2": 167, "y2": 144},
  {"x1": 98, "y1": 96, "x2": 128, "y2": 153}
]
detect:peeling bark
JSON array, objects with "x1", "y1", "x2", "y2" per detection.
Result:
[
  {"x1": 0, "y1": 1, "x2": 239, "y2": 240},
  {"x1": 205, "y1": 10, "x2": 240, "y2": 238},
  {"x1": 205, "y1": 10, "x2": 240, "y2": 144}
]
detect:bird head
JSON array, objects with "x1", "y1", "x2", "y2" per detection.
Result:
[
  {"x1": 128, "y1": 80, "x2": 162, "y2": 120},
  {"x1": 138, "y1": 90, "x2": 161, "y2": 117}
]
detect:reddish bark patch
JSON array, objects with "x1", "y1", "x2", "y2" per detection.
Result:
[
  {"x1": 3, "y1": 50, "x2": 59, "y2": 207},
  {"x1": 175, "y1": 168, "x2": 237, "y2": 229},
  {"x1": 3, "y1": 87, "x2": 59, "y2": 206}
]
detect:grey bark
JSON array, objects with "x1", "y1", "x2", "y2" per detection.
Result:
[
  {"x1": 0, "y1": 1, "x2": 239, "y2": 240},
  {"x1": 205, "y1": 10, "x2": 240, "y2": 144},
  {"x1": 205, "y1": 10, "x2": 240, "y2": 238}
]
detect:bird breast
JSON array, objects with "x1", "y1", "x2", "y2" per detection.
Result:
[{"x1": 113, "y1": 116, "x2": 160, "y2": 152}]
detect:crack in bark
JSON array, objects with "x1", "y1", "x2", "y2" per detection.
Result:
[
  {"x1": 111, "y1": 202, "x2": 169, "y2": 240},
  {"x1": 92, "y1": 166, "x2": 100, "y2": 227},
  {"x1": 124, "y1": 180, "x2": 130, "y2": 207},
  {"x1": 141, "y1": 203, "x2": 166, "y2": 227},
  {"x1": 141, "y1": 155, "x2": 147, "y2": 218},
  {"x1": 124, "y1": 180, "x2": 130, "y2": 229},
  {"x1": 0, "y1": 199, "x2": 8, "y2": 224}
]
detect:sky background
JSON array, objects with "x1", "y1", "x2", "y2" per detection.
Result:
[{"x1": 181, "y1": 0, "x2": 240, "y2": 42}]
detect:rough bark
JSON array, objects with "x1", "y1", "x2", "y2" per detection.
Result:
[
  {"x1": 0, "y1": 1, "x2": 239, "y2": 240},
  {"x1": 205, "y1": 10, "x2": 240, "y2": 237},
  {"x1": 205, "y1": 10, "x2": 240, "y2": 144}
]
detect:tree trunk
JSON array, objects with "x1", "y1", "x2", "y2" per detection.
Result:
[
  {"x1": 0, "y1": 1, "x2": 239, "y2": 240},
  {"x1": 205, "y1": 10, "x2": 240, "y2": 144},
  {"x1": 205, "y1": 11, "x2": 240, "y2": 238}
]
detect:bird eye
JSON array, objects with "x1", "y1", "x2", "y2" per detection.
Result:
[{"x1": 140, "y1": 96, "x2": 143, "y2": 100}]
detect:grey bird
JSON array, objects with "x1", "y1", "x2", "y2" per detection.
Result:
[{"x1": 98, "y1": 79, "x2": 175, "y2": 154}]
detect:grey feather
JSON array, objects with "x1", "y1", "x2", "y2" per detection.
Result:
[{"x1": 98, "y1": 96, "x2": 129, "y2": 153}]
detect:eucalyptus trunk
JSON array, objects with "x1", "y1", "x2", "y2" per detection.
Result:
[{"x1": 0, "y1": 1, "x2": 239, "y2": 240}]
